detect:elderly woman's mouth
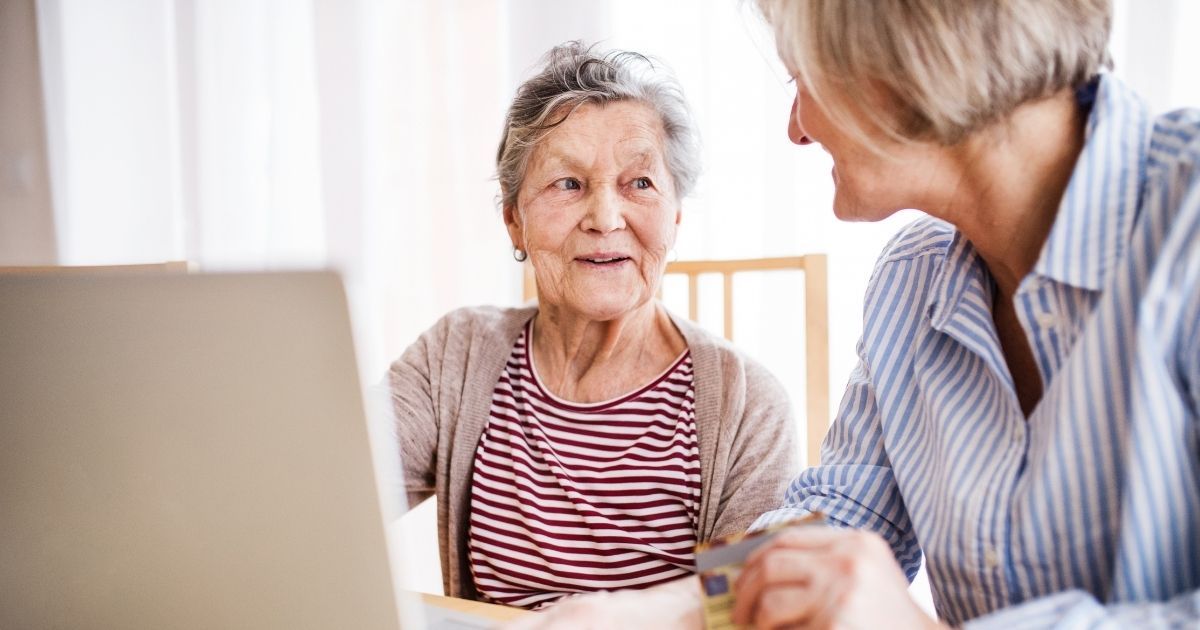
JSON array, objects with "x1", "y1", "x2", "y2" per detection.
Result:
[{"x1": 575, "y1": 255, "x2": 631, "y2": 268}]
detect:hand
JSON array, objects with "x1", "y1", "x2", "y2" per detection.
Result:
[
  {"x1": 733, "y1": 526, "x2": 944, "y2": 630},
  {"x1": 499, "y1": 576, "x2": 703, "y2": 630}
]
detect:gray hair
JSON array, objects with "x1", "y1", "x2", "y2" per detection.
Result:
[
  {"x1": 496, "y1": 41, "x2": 700, "y2": 210},
  {"x1": 757, "y1": 0, "x2": 1112, "y2": 146}
]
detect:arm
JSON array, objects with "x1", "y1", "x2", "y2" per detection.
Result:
[
  {"x1": 751, "y1": 338, "x2": 922, "y2": 579},
  {"x1": 1180, "y1": 211, "x2": 1200, "y2": 421},
  {"x1": 502, "y1": 576, "x2": 703, "y2": 630},
  {"x1": 964, "y1": 590, "x2": 1200, "y2": 629},
  {"x1": 1171, "y1": 152, "x2": 1200, "y2": 421},
  {"x1": 709, "y1": 359, "x2": 801, "y2": 537},
  {"x1": 384, "y1": 316, "x2": 448, "y2": 513}
]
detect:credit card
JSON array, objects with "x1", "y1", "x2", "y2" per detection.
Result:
[{"x1": 694, "y1": 514, "x2": 825, "y2": 629}]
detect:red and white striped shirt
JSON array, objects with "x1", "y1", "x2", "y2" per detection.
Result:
[{"x1": 467, "y1": 322, "x2": 701, "y2": 609}]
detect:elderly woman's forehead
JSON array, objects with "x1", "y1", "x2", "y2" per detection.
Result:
[
  {"x1": 538, "y1": 103, "x2": 666, "y2": 155},
  {"x1": 562, "y1": 101, "x2": 664, "y2": 136}
]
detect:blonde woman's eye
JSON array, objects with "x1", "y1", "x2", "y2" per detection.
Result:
[
  {"x1": 633, "y1": 177, "x2": 652, "y2": 190},
  {"x1": 554, "y1": 178, "x2": 580, "y2": 191}
]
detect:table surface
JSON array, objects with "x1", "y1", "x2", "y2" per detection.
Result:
[{"x1": 418, "y1": 592, "x2": 529, "y2": 623}]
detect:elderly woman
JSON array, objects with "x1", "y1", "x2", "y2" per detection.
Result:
[
  {"x1": 388, "y1": 42, "x2": 797, "y2": 609},
  {"x1": 517, "y1": 0, "x2": 1200, "y2": 628}
]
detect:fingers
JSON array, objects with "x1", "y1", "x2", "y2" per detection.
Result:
[
  {"x1": 732, "y1": 547, "x2": 816, "y2": 625},
  {"x1": 748, "y1": 525, "x2": 845, "y2": 563},
  {"x1": 735, "y1": 525, "x2": 840, "y2": 615},
  {"x1": 754, "y1": 581, "x2": 841, "y2": 630},
  {"x1": 747, "y1": 526, "x2": 892, "y2": 577},
  {"x1": 733, "y1": 528, "x2": 893, "y2": 629}
]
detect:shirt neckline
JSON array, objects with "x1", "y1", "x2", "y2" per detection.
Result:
[{"x1": 522, "y1": 319, "x2": 691, "y2": 412}]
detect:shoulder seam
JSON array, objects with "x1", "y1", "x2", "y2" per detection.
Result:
[{"x1": 878, "y1": 243, "x2": 951, "y2": 265}]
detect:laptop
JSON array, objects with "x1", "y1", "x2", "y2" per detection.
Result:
[{"x1": 0, "y1": 271, "x2": 490, "y2": 629}]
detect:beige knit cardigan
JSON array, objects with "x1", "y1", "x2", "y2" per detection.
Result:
[{"x1": 387, "y1": 305, "x2": 798, "y2": 599}]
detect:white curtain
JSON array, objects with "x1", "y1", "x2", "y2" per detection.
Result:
[{"x1": 35, "y1": 0, "x2": 518, "y2": 381}]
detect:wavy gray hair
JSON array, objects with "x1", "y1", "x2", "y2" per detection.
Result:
[{"x1": 496, "y1": 41, "x2": 700, "y2": 211}]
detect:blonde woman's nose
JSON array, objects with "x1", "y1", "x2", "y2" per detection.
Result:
[{"x1": 789, "y1": 95, "x2": 813, "y2": 146}]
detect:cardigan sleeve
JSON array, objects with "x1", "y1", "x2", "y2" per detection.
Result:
[
  {"x1": 385, "y1": 315, "x2": 449, "y2": 511},
  {"x1": 710, "y1": 357, "x2": 801, "y2": 538}
]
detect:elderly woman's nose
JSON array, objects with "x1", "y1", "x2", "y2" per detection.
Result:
[
  {"x1": 788, "y1": 95, "x2": 812, "y2": 145},
  {"x1": 581, "y1": 189, "x2": 627, "y2": 233}
]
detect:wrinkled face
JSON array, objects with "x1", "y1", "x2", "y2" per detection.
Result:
[
  {"x1": 787, "y1": 78, "x2": 945, "y2": 222},
  {"x1": 505, "y1": 101, "x2": 681, "y2": 321}
]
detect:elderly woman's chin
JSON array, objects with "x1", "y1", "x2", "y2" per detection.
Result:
[{"x1": 556, "y1": 282, "x2": 652, "y2": 321}]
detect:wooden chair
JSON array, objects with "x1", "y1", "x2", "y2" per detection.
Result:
[
  {"x1": 0, "y1": 261, "x2": 192, "y2": 274},
  {"x1": 524, "y1": 255, "x2": 830, "y2": 466}
]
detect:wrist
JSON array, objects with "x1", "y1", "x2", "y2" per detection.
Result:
[{"x1": 650, "y1": 575, "x2": 703, "y2": 628}]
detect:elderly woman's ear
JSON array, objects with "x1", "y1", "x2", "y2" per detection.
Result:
[
  {"x1": 503, "y1": 203, "x2": 524, "y2": 254},
  {"x1": 667, "y1": 206, "x2": 682, "y2": 251}
]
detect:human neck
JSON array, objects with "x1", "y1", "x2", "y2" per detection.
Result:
[
  {"x1": 929, "y1": 91, "x2": 1086, "y2": 299},
  {"x1": 531, "y1": 300, "x2": 683, "y2": 402}
]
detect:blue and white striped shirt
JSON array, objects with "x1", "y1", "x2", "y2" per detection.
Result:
[{"x1": 755, "y1": 74, "x2": 1200, "y2": 627}]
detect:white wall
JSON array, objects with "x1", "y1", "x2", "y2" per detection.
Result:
[{"x1": 1111, "y1": 0, "x2": 1193, "y2": 114}]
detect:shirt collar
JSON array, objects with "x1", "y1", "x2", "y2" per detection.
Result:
[
  {"x1": 1031, "y1": 73, "x2": 1151, "y2": 291},
  {"x1": 925, "y1": 229, "x2": 1012, "y2": 385},
  {"x1": 927, "y1": 227, "x2": 989, "y2": 331}
]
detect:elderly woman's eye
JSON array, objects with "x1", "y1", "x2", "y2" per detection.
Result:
[
  {"x1": 633, "y1": 177, "x2": 653, "y2": 190},
  {"x1": 553, "y1": 178, "x2": 581, "y2": 191}
]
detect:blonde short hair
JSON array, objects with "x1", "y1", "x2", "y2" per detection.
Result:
[{"x1": 757, "y1": 0, "x2": 1112, "y2": 145}]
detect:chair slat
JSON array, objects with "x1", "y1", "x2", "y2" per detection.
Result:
[
  {"x1": 722, "y1": 272, "x2": 734, "y2": 341},
  {"x1": 687, "y1": 273, "x2": 699, "y2": 321}
]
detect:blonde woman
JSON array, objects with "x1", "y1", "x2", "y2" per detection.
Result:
[{"x1": 515, "y1": 0, "x2": 1200, "y2": 627}]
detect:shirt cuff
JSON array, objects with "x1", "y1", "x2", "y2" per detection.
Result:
[{"x1": 747, "y1": 507, "x2": 813, "y2": 532}]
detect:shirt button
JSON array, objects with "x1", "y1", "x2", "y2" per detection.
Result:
[
  {"x1": 1035, "y1": 312, "x2": 1057, "y2": 328},
  {"x1": 984, "y1": 548, "x2": 1000, "y2": 569}
]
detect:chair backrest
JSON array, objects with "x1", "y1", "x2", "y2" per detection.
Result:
[
  {"x1": 523, "y1": 255, "x2": 830, "y2": 466},
  {"x1": 0, "y1": 261, "x2": 191, "y2": 275}
]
